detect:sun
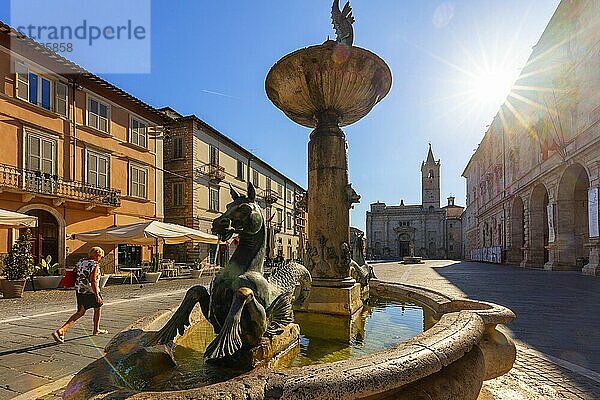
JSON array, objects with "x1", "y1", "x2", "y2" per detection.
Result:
[{"x1": 467, "y1": 67, "x2": 518, "y2": 109}]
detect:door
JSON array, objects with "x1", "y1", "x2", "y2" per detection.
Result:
[
  {"x1": 23, "y1": 209, "x2": 58, "y2": 266},
  {"x1": 399, "y1": 241, "x2": 410, "y2": 258}
]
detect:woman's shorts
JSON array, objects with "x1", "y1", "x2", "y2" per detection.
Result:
[{"x1": 76, "y1": 292, "x2": 103, "y2": 310}]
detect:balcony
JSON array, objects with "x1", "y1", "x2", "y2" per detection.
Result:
[
  {"x1": 264, "y1": 189, "x2": 280, "y2": 204},
  {"x1": 206, "y1": 164, "x2": 225, "y2": 182},
  {"x1": 0, "y1": 163, "x2": 121, "y2": 207}
]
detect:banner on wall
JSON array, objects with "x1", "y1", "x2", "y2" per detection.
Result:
[
  {"x1": 547, "y1": 204, "x2": 555, "y2": 243},
  {"x1": 589, "y1": 187, "x2": 599, "y2": 238}
]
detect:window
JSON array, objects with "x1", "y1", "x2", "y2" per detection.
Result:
[
  {"x1": 266, "y1": 177, "x2": 272, "y2": 191},
  {"x1": 252, "y1": 169, "x2": 259, "y2": 187},
  {"x1": 287, "y1": 212, "x2": 292, "y2": 230},
  {"x1": 130, "y1": 116, "x2": 148, "y2": 148},
  {"x1": 428, "y1": 169, "x2": 434, "y2": 179},
  {"x1": 173, "y1": 137, "x2": 183, "y2": 158},
  {"x1": 129, "y1": 163, "x2": 147, "y2": 198},
  {"x1": 209, "y1": 146, "x2": 219, "y2": 166},
  {"x1": 87, "y1": 150, "x2": 109, "y2": 188},
  {"x1": 236, "y1": 160, "x2": 245, "y2": 180},
  {"x1": 55, "y1": 81, "x2": 68, "y2": 117},
  {"x1": 209, "y1": 186, "x2": 219, "y2": 211},
  {"x1": 277, "y1": 183, "x2": 282, "y2": 196},
  {"x1": 27, "y1": 134, "x2": 55, "y2": 173},
  {"x1": 15, "y1": 62, "x2": 52, "y2": 110},
  {"x1": 277, "y1": 209, "x2": 283, "y2": 224},
  {"x1": 173, "y1": 182, "x2": 184, "y2": 206},
  {"x1": 15, "y1": 61, "x2": 29, "y2": 101},
  {"x1": 287, "y1": 189, "x2": 293, "y2": 203},
  {"x1": 88, "y1": 96, "x2": 110, "y2": 133}
]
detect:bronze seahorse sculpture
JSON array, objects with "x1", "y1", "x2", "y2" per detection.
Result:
[{"x1": 150, "y1": 182, "x2": 312, "y2": 361}]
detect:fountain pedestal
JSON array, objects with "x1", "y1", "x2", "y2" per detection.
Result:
[
  {"x1": 304, "y1": 110, "x2": 362, "y2": 315},
  {"x1": 266, "y1": 41, "x2": 392, "y2": 316}
]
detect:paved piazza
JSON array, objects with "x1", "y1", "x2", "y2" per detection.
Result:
[
  {"x1": 0, "y1": 265, "x2": 599, "y2": 399},
  {"x1": 0, "y1": 277, "x2": 210, "y2": 399},
  {"x1": 374, "y1": 260, "x2": 600, "y2": 399}
]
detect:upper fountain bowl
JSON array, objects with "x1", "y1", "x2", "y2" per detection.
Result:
[{"x1": 266, "y1": 40, "x2": 392, "y2": 128}]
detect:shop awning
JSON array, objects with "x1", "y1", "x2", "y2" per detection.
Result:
[
  {"x1": 73, "y1": 221, "x2": 219, "y2": 245},
  {"x1": 0, "y1": 209, "x2": 38, "y2": 228}
]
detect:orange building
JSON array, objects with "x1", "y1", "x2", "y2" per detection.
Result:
[{"x1": 0, "y1": 23, "x2": 168, "y2": 272}]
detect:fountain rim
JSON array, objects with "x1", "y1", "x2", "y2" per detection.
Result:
[
  {"x1": 121, "y1": 281, "x2": 515, "y2": 399},
  {"x1": 265, "y1": 41, "x2": 393, "y2": 128}
]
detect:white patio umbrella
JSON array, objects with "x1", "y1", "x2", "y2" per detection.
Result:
[
  {"x1": 0, "y1": 209, "x2": 38, "y2": 228},
  {"x1": 72, "y1": 221, "x2": 219, "y2": 245}
]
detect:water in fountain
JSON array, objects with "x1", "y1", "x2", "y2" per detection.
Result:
[{"x1": 143, "y1": 295, "x2": 427, "y2": 392}]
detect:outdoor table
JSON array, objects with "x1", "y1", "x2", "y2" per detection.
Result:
[{"x1": 120, "y1": 267, "x2": 143, "y2": 284}]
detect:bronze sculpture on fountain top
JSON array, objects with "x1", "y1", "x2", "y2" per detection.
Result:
[{"x1": 266, "y1": 0, "x2": 391, "y2": 315}]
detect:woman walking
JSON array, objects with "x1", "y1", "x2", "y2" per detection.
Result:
[{"x1": 53, "y1": 247, "x2": 108, "y2": 343}]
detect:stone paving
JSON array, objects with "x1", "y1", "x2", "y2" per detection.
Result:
[
  {"x1": 373, "y1": 260, "x2": 600, "y2": 400},
  {"x1": 1, "y1": 262, "x2": 599, "y2": 399},
  {"x1": 0, "y1": 276, "x2": 211, "y2": 399}
]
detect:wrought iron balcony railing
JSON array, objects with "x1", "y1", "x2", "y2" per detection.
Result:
[
  {"x1": 264, "y1": 189, "x2": 280, "y2": 204},
  {"x1": 0, "y1": 163, "x2": 121, "y2": 207}
]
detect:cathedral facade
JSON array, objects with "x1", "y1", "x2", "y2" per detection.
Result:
[{"x1": 366, "y1": 146, "x2": 464, "y2": 260}]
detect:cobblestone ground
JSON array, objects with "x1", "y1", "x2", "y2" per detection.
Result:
[
  {"x1": 373, "y1": 260, "x2": 600, "y2": 400},
  {"x1": 0, "y1": 276, "x2": 212, "y2": 399}
]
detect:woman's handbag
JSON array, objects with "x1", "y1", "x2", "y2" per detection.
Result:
[{"x1": 60, "y1": 269, "x2": 76, "y2": 288}]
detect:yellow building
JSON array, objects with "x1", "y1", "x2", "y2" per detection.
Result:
[
  {"x1": 161, "y1": 108, "x2": 306, "y2": 264},
  {"x1": 0, "y1": 22, "x2": 168, "y2": 272}
]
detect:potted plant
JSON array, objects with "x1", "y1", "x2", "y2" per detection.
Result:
[
  {"x1": 144, "y1": 255, "x2": 162, "y2": 283},
  {"x1": 1, "y1": 230, "x2": 35, "y2": 298},
  {"x1": 32, "y1": 255, "x2": 63, "y2": 290},
  {"x1": 190, "y1": 260, "x2": 202, "y2": 279}
]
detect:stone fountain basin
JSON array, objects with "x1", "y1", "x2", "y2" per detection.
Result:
[
  {"x1": 67, "y1": 281, "x2": 516, "y2": 400},
  {"x1": 265, "y1": 40, "x2": 392, "y2": 128}
]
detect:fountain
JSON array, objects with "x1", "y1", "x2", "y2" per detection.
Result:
[
  {"x1": 64, "y1": 2, "x2": 517, "y2": 399},
  {"x1": 266, "y1": 0, "x2": 389, "y2": 320}
]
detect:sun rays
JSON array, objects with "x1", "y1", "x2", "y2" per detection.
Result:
[{"x1": 407, "y1": 0, "x2": 589, "y2": 153}]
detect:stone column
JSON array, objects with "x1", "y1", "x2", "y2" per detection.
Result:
[
  {"x1": 544, "y1": 201, "x2": 560, "y2": 270},
  {"x1": 302, "y1": 110, "x2": 361, "y2": 316},
  {"x1": 520, "y1": 198, "x2": 530, "y2": 267},
  {"x1": 583, "y1": 184, "x2": 599, "y2": 275}
]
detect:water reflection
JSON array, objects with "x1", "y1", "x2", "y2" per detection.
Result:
[
  {"x1": 145, "y1": 295, "x2": 426, "y2": 391},
  {"x1": 291, "y1": 296, "x2": 425, "y2": 367}
]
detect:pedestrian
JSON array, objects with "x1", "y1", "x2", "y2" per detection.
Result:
[{"x1": 52, "y1": 247, "x2": 108, "y2": 343}]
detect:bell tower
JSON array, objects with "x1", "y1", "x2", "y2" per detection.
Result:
[{"x1": 421, "y1": 144, "x2": 440, "y2": 209}]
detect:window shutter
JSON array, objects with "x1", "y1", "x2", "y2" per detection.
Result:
[
  {"x1": 88, "y1": 152, "x2": 98, "y2": 185},
  {"x1": 100, "y1": 156, "x2": 109, "y2": 188},
  {"x1": 55, "y1": 82, "x2": 68, "y2": 117},
  {"x1": 41, "y1": 77, "x2": 51, "y2": 110},
  {"x1": 15, "y1": 61, "x2": 29, "y2": 101},
  {"x1": 29, "y1": 73, "x2": 38, "y2": 105},
  {"x1": 28, "y1": 135, "x2": 41, "y2": 171}
]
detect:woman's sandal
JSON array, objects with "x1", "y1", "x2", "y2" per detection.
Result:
[
  {"x1": 52, "y1": 330, "x2": 65, "y2": 343},
  {"x1": 93, "y1": 329, "x2": 109, "y2": 335}
]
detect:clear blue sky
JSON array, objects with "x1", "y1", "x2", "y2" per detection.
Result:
[{"x1": 1, "y1": 0, "x2": 560, "y2": 230}]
